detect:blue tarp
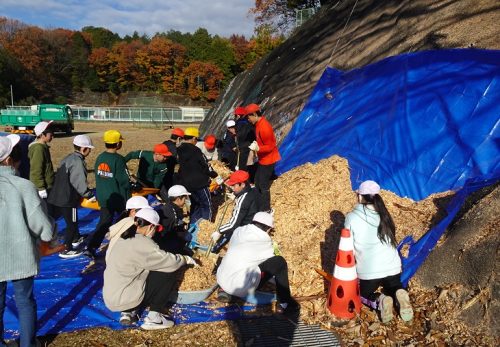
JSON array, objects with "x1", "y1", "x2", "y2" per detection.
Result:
[{"x1": 277, "y1": 49, "x2": 500, "y2": 286}]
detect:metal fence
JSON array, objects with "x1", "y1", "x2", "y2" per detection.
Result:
[{"x1": 70, "y1": 105, "x2": 210, "y2": 124}]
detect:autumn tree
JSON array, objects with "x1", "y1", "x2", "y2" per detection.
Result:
[
  {"x1": 82, "y1": 26, "x2": 120, "y2": 49},
  {"x1": 181, "y1": 61, "x2": 224, "y2": 101}
]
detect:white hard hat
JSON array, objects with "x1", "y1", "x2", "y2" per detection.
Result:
[
  {"x1": 226, "y1": 120, "x2": 236, "y2": 128},
  {"x1": 0, "y1": 134, "x2": 20, "y2": 162},
  {"x1": 135, "y1": 208, "x2": 160, "y2": 226},
  {"x1": 253, "y1": 212, "x2": 274, "y2": 228},
  {"x1": 168, "y1": 185, "x2": 191, "y2": 198},
  {"x1": 73, "y1": 135, "x2": 94, "y2": 148},
  {"x1": 126, "y1": 196, "x2": 151, "y2": 210},
  {"x1": 34, "y1": 121, "x2": 53, "y2": 136}
]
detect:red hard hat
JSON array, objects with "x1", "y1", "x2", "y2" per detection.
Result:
[
  {"x1": 204, "y1": 135, "x2": 217, "y2": 150},
  {"x1": 245, "y1": 103, "x2": 260, "y2": 115},
  {"x1": 172, "y1": 128, "x2": 184, "y2": 137},
  {"x1": 225, "y1": 170, "x2": 250, "y2": 186},
  {"x1": 153, "y1": 144, "x2": 172, "y2": 156},
  {"x1": 234, "y1": 106, "x2": 246, "y2": 117}
]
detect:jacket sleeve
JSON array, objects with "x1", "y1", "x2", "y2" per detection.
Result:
[
  {"x1": 257, "y1": 123, "x2": 277, "y2": 156},
  {"x1": 124, "y1": 150, "x2": 141, "y2": 162},
  {"x1": 143, "y1": 245, "x2": 187, "y2": 273},
  {"x1": 116, "y1": 156, "x2": 131, "y2": 197},
  {"x1": 29, "y1": 145, "x2": 46, "y2": 190},
  {"x1": 218, "y1": 193, "x2": 248, "y2": 235},
  {"x1": 68, "y1": 157, "x2": 88, "y2": 196},
  {"x1": 26, "y1": 187, "x2": 54, "y2": 241},
  {"x1": 153, "y1": 165, "x2": 168, "y2": 189}
]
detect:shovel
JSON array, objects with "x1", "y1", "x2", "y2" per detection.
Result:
[{"x1": 315, "y1": 268, "x2": 334, "y2": 282}]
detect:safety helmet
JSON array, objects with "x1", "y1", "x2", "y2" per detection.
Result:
[
  {"x1": 171, "y1": 128, "x2": 185, "y2": 137},
  {"x1": 103, "y1": 130, "x2": 124, "y2": 144},
  {"x1": 184, "y1": 127, "x2": 199, "y2": 138}
]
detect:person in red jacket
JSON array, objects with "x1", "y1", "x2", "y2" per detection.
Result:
[{"x1": 245, "y1": 103, "x2": 280, "y2": 212}]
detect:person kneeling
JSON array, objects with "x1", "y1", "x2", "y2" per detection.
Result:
[
  {"x1": 216, "y1": 212, "x2": 299, "y2": 315},
  {"x1": 103, "y1": 208, "x2": 196, "y2": 330}
]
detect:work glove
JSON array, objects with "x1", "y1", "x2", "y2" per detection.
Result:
[
  {"x1": 215, "y1": 176, "x2": 224, "y2": 185},
  {"x1": 38, "y1": 189, "x2": 48, "y2": 199},
  {"x1": 211, "y1": 231, "x2": 222, "y2": 242},
  {"x1": 248, "y1": 141, "x2": 260, "y2": 152},
  {"x1": 225, "y1": 191, "x2": 236, "y2": 201},
  {"x1": 183, "y1": 255, "x2": 199, "y2": 267}
]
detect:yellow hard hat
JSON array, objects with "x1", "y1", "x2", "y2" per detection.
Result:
[
  {"x1": 103, "y1": 130, "x2": 124, "y2": 144},
  {"x1": 184, "y1": 127, "x2": 199, "y2": 138}
]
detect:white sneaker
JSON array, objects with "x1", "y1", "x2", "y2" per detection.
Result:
[
  {"x1": 71, "y1": 236, "x2": 86, "y2": 248},
  {"x1": 59, "y1": 249, "x2": 84, "y2": 259},
  {"x1": 140, "y1": 311, "x2": 174, "y2": 330},
  {"x1": 119, "y1": 311, "x2": 139, "y2": 326},
  {"x1": 396, "y1": 289, "x2": 414, "y2": 322},
  {"x1": 378, "y1": 294, "x2": 394, "y2": 324}
]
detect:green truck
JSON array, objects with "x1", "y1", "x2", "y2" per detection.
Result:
[{"x1": 0, "y1": 104, "x2": 74, "y2": 134}]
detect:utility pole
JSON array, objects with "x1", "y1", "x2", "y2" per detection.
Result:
[{"x1": 10, "y1": 85, "x2": 14, "y2": 106}]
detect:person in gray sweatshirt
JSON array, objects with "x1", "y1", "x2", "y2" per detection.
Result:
[{"x1": 0, "y1": 135, "x2": 54, "y2": 347}]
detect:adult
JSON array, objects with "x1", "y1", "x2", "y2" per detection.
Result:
[
  {"x1": 234, "y1": 106, "x2": 255, "y2": 172},
  {"x1": 85, "y1": 130, "x2": 131, "y2": 258},
  {"x1": 0, "y1": 135, "x2": 54, "y2": 346},
  {"x1": 344, "y1": 180, "x2": 413, "y2": 323},
  {"x1": 246, "y1": 103, "x2": 281, "y2": 212},
  {"x1": 103, "y1": 208, "x2": 196, "y2": 329},
  {"x1": 220, "y1": 120, "x2": 237, "y2": 170},
  {"x1": 196, "y1": 135, "x2": 219, "y2": 161},
  {"x1": 161, "y1": 128, "x2": 184, "y2": 200},
  {"x1": 211, "y1": 170, "x2": 259, "y2": 253},
  {"x1": 216, "y1": 212, "x2": 299, "y2": 315},
  {"x1": 124, "y1": 144, "x2": 172, "y2": 189},
  {"x1": 176, "y1": 127, "x2": 218, "y2": 224},
  {"x1": 156, "y1": 185, "x2": 192, "y2": 255},
  {"x1": 28, "y1": 121, "x2": 55, "y2": 200},
  {"x1": 48, "y1": 135, "x2": 94, "y2": 259}
]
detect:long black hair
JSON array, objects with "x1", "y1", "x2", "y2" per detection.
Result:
[
  {"x1": 360, "y1": 193, "x2": 397, "y2": 248},
  {"x1": 121, "y1": 216, "x2": 153, "y2": 239}
]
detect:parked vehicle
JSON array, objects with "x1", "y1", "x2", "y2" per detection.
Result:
[{"x1": 0, "y1": 104, "x2": 74, "y2": 134}]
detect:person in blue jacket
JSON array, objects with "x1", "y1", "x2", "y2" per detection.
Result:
[{"x1": 344, "y1": 180, "x2": 413, "y2": 324}]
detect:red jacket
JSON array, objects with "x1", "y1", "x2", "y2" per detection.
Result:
[{"x1": 255, "y1": 117, "x2": 280, "y2": 165}]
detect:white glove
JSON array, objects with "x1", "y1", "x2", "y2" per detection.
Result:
[
  {"x1": 211, "y1": 231, "x2": 222, "y2": 242},
  {"x1": 184, "y1": 255, "x2": 199, "y2": 267},
  {"x1": 215, "y1": 176, "x2": 224, "y2": 185},
  {"x1": 249, "y1": 141, "x2": 259, "y2": 152},
  {"x1": 38, "y1": 189, "x2": 48, "y2": 199},
  {"x1": 225, "y1": 191, "x2": 236, "y2": 201}
]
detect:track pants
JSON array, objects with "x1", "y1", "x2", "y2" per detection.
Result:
[
  {"x1": 254, "y1": 163, "x2": 275, "y2": 211},
  {"x1": 258, "y1": 256, "x2": 292, "y2": 304},
  {"x1": 360, "y1": 273, "x2": 403, "y2": 309}
]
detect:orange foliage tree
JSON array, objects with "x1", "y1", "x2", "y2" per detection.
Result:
[{"x1": 181, "y1": 61, "x2": 224, "y2": 101}]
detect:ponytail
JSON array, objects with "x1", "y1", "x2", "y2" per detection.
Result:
[
  {"x1": 360, "y1": 194, "x2": 397, "y2": 248},
  {"x1": 121, "y1": 216, "x2": 152, "y2": 239}
]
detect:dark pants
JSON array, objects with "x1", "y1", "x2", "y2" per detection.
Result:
[
  {"x1": 87, "y1": 206, "x2": 120, "y2": 252},
  {"x1": 254, "y1": 163, "x2": 275, "y2": 211},
  {"x1": 0, "y1": 277, "x2": 36, "y2": 347},
  {"x1": 359, "y1": 273, "x2": 403, "y2": 309},
  {"x1": 52, "y1": 206, "x2": 79, "y2": 250},
  {"x1": 140, "y1": 271, "x2": 178, "y2": 313},
  {"x1": 189, "y1": 187, "x2": 212, "y2": 224},
  {"x1": 258, "y1": 256, "x2": 292, "y2": 304}
]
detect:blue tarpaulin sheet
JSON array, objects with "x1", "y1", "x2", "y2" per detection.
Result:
[{"x1": 276, "y1": 49, "x2": 500, "y2": 286}]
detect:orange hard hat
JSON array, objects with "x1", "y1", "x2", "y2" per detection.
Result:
[
  {"x1": 153, "y1": 144, "x2": 172, "y2": 156},
  {"x1": 172, "y1": 128, "x2": 184, "y2": 137},
  {"x1": 204, "y1": 135, "x2": 217, "y2": 150},
  {"x1": 245, "y1": 103, "x2": 260, "y2": 115},
  {"x1": 234, "y1": 106, "x2": 246, "y2": 116}
]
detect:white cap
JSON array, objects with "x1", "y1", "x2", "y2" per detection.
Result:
[
  {"x1": 126, "y1": 196, "x2": 151, "y2": 210},
  {"x1": 226, "y1": 120, "x2": 236, "y2": 128},
  {"x1": 356, "y1": 180, "x2": 381, "y2": 195},
  {"x1": 135, "y1": 208, "x2": 160, "y2": 225},
  {"x1": 0, "y1": 134, "x2": 21, "y2": 162},
  {"x1": 253, "y1": 212, "x2": 274, "y2": 228},
  {"x1": 34, "y1": 121, "x2": 54, "y2": 136},
  {"x1": 73, "y1": 135, "x2": 94, "y2": 148},
  {"x1": 168, "y1": 185, "x2": 191, "y2": 198}
]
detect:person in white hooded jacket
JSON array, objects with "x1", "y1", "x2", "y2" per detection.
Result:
[
  {"x1": 216, "y1": 212, "x2": 299, "y2": 315},
  {"x1": 344, "y1": 180, "x2": 413, "y2": 324},
  {"x1": 103, "y1": 208, "x2": 197, "y2": 330}
]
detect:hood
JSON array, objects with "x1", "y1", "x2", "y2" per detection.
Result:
[{"x1": 351, "y1": 204, "x2": 380, "y2": 228}]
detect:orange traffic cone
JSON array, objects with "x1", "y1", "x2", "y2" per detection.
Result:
[{"x1": 327, "y1": 228, "x2": 361, "y2": 319}]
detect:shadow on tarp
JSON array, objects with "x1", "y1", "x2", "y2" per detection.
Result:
[{"x1": 3, "y1": 206, "x2": 273, "y2": 340}]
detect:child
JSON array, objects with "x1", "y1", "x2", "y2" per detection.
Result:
[
  {"x1": 47, "y1": 135, "x2": 94, "y2": 258},
  {"x1": 344, "y1": 180, "x2": 413, "y2": 323},
  {"x1": 28, "y1": 121, "x2": 55, "y2": 200},
  {"x1": 124, "y1": 144, "x2": 171, "y2": 189},
  {"x1": 85, "y1": 130, "x2": 131, "y2": 258}
]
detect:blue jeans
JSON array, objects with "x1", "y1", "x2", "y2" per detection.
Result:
[
  {"x1": 189, "y1": 187, "x2": 212, "y2": 224},
  {"x1": 0, "y1": 277, "x2": 37, "y2": 347}
]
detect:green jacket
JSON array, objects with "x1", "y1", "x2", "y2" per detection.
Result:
[
  {"x1": 28, "y1": 142, "x2": 54, "y2": 191},
  {"x1": 124, "y1": 150, "x2": 168, "y2": 188},
  {"x1": 95, "y1": 151, "x2": 131, "y2": 210}
]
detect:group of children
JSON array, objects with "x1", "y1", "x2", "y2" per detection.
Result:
[{"x1": 0, "y1": 102, "x2": 413, "y2": 342}]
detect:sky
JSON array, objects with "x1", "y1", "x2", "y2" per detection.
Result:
[{"x1": 1, "y1": 0, "x2": 256, "y2": 38}]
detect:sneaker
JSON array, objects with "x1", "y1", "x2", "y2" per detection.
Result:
[
  {"x1": 378, "y1": 294, "x2": 394, "y2": 324},
  {"x1": 140, "y1": 311, "x2": 174, "y2": 330},
  {"x1": 119, "y1": 311, "x2": 139, "y2": 326},
  {"x1": 71, "y1": 236, "x2": 86, "y2": 248},
  {"x1": 59, "y1": 249, "x2": 84, "y2": 259},
  {"x1": 396, "y1": 289, "x2": 414, "y2": 322}
]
